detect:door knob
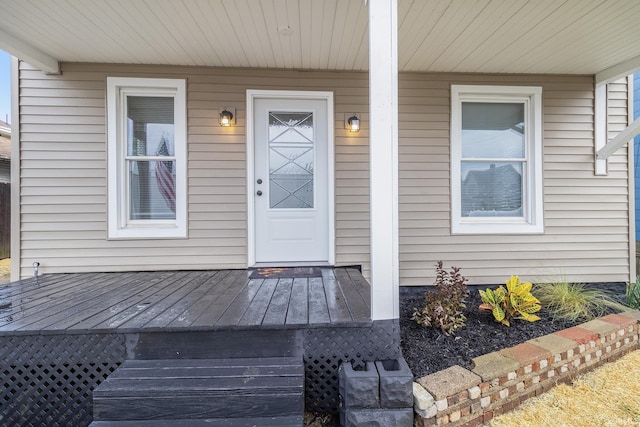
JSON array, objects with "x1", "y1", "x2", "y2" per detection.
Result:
[
  {"x1": 257, "y1": 179, "x2": 263, "y2": 184},
  {"x1": 256, "y1": 190, "x2": 263, "y2": 196}
]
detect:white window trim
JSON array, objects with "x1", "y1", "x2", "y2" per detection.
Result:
[
  {"x1": 451, "y1": 85, "x2": 543, "y2": 234},
  {"x1": 107, "y1": 77, "x2": 187, "y2": 239}
]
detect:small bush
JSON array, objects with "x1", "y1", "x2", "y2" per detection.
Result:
[
  {"x1": 479, "y1": 276, "x2": 541, "y2": 327},
  {"x1": 626, "y1": 277, "x2": 640, "y2": 310},
  {"x1": 412, "y1": 261, "x2": 469, "y2": 336},
  {"x1": 535, "y1": 281, "x2": 626, "y2": 322}
]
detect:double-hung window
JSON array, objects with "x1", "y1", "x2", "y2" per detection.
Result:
[
  {"x1": 107, "y1": 77, "x2": 187, "y2": 238},
  {"x1": 451, "y1": 85, "x2": 543, "y2": 234}
]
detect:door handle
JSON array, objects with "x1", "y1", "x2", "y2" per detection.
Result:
[{"x1": 256, "y1": 190, "x2": 263, "y2": 196}]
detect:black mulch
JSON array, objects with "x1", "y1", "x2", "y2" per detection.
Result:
[{"x1": 400, "y1": 283, "x2": 627, "y2": 380}]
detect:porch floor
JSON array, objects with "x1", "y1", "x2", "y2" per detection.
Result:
[{"x1": 0, "y1": 267, "x2": 371, "y2": 334}]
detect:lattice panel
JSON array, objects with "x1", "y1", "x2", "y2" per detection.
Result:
[
  {"x1": 303, "y1": 320, "x2": 401, "y2": 413},
  {"x1": 1, "y1": 334, "x2": 126, "y2": 427}
]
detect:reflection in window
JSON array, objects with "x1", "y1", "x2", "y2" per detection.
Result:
[
  {"x1": 126, "y1": 96, "x2": 176, "y2": 220},
  {"x1": 460, "y1": 102, "x2": 524, "y2": 217}
]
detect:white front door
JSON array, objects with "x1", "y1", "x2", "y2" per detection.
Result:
[{"x1": 251, "y1": 94, "x2": 332, "y2": 264}]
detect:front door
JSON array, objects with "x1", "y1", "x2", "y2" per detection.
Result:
[{"x1": 252, "y1": 95, "x2": 331, "y2": 264}]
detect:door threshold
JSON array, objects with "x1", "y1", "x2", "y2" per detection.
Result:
[{"x1": 252, "y1": 262, "x2": 333, "y2": 268}]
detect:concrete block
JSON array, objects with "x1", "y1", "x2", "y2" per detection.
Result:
[
  {"x1": 342, "y1": 408, "x2": 413, "y2": 427},
  {"x1": 376, "y1": 358, "x2": 413, "y2": 408},
  {"x1": 339, "y1": 361, "x2": 380, "y2": 409}
]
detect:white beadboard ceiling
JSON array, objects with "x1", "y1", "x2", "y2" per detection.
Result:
[{"x1": 1, "y1": 0, "x2": 640, "y2": 75}]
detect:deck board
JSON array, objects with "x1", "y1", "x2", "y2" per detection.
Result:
[
  {"x1": 0, "y1": 272, "x2": 141, "y2": 331},
  {"x1": 71, "y1": 271, "x2": 185, "y2": 330},
  {"x1": 333, "y1": 268, "x2": 370, "y2": 321},
  {"x1": 171, "y1": 269, "x2": 244, "y2": 328},
  {"x1": 262, "y1": 279, "x2": 293, "y2": 326},
  {"x1": 124, "y1": 271, "x2": 221, "y2": 329},
  {"x1": 308, "y1": 278, "x2": 331, "y2": 324},
  {"x1": 286, "y1": 278, "x2": 309, "y2": 326},
  {"x1": 238, "y1": 278, "x2": 278, "y2": 326},
  {"x1": 0, "y1": 268, "x2": 371, "y2": 334},
  {"x1": 321, "y1": 269, "x2": 352, "y2": 323},
  {"x1": 189, "y1": 270, "x2": 250, "y2": 328}
]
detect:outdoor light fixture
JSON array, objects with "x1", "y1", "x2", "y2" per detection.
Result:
[
  {"x1": 219, "y1": 108, "x2": 234, "y2": 127},
  {"x1": 346, "y1": 114, "x2": 360, "y2": 132}
]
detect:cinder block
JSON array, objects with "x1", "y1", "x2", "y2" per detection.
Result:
[
  {"x1": 343, "y1": 408, "x2": 413, "y2": 427},
  {"x1": 376, "y1": 358, "x2": 413, "y2": 408},
  {"x1": 339, "y1": 361, "x2": 380, "y2": 409}
]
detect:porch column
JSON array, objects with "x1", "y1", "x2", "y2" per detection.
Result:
[{"x1": 368, "y1": 0, "x2": 399, "y2": 320}]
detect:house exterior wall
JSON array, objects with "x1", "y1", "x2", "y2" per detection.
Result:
[
  {"x1": 0, "y1": 160, "x2": 9, "y2": 183},
  {"x1": 16, "y1": 62, "x2": 631, "y2": 284},
  {"x1": 399, "y1": 73, "x2": 631, "y2": 285},
  {"x1": 16, "y1": 62, "x2": 371, "y2": 279}
]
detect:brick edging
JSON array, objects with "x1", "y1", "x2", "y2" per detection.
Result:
[{"x1": 413, "y1": 310, "x2": 640, "y2": 427}]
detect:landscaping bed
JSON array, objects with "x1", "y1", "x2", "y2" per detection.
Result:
[{"x1": 400, "y1": 282, "x2": 627, "y2": 379}]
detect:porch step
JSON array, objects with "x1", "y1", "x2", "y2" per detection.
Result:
[{"x1": 91, "y1": 357, "x2": 304, "y2": 424}]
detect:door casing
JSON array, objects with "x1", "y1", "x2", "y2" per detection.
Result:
[{"x1": 246, "y1": 89, "x2": 335, "y2": 266}]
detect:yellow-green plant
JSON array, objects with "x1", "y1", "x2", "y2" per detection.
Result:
[{"x1": 479, "y1": 276, "x2": 541, "y2": 326}]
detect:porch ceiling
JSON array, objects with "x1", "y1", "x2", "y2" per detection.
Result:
[{"x1": 1, "y1": 0, "x2": 640, "y2": 76}]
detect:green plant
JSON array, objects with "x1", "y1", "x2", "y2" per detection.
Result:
[
  {"x1": 412, "y1": 261, "x2": 469, "y2": 336},
  {"x1": 627, "y1": 276, "x2": 640, "y2": 310},
  {"x1": 479, "y1": 275, "x2": 541, "y2": 327},
  {"x1": 535, "y1": 280, "x2": 626, "y2": 322}
]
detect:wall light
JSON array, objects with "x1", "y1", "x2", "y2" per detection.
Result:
[
  {"x1": 219, "y1": 108, "x2": 235, "y2": 127},
  {"x1": 346, "y1": 114, "x2": 360, "y2": 133}
]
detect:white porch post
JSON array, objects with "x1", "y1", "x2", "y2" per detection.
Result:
[{"x1": 368, "y1": 0, "x2": 399, "y2": 320}]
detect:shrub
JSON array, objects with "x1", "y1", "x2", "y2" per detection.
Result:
[
  {"x1": 627, "y1": 277, "x2": 640, "y2": 310},
  {"x1": 412, "y1": 261, "x2": 469, "y2": 336},
  {"x1": 479, "y1": 276, "x2": 541, "y2": 327},
  {"x1": 535, "y1": 280, "x2": 626, "y2": 322}
]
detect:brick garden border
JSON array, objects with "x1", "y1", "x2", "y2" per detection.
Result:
[{"x1": 412, "y1": 310, "x2": 640, "y2": 426}]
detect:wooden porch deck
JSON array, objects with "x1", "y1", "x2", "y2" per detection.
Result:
[
  {"x1": 0, "y1": 268, "x2": 394, "y2": 425},
  {"x1": 0, "y1": 267, "x2": 371, "y2": 334}
]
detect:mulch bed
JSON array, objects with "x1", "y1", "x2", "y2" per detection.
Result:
[{"x1": 400, "y1": 283, "x2": 627, "y2": 379}]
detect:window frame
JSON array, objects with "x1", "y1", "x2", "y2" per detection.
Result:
[
  {"x1": 450, "y1": 85, "x2": 543, "y2": 234},
  {"x1": 107, "y1": 77, "x2": 187, "y2": 239}
]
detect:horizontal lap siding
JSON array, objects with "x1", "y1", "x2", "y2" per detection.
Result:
[
  {"x1": 18, "y1": 63, "x2": 631, "y2": 285},
  {"x1": 399, "y1": 74, "x2": 631, "y2": 285},
  {"x1": 18, "y1": 63, "x2": 371, "y2": 277}
]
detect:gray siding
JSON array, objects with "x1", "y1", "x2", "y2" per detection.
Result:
[
  {"x1": 17, "y1": 62, "x2": 631, "y2": 285},
  {"x1": 0, "y1": 160, "x2": 9, "y2": 183}
]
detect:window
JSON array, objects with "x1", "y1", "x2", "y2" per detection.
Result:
[
  {"x1": 451, "y1": 85, "x2": 543, "y2": 234},
  {"x1": 107, "y1": 77, "x2": 187, "y2": 238}
]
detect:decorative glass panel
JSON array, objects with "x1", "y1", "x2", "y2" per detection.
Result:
[
  {"x1": 268, "y1": 111, "x2": 314, "y2": 209},
  {"x1": 461, "y1": 102, "x2": 524, "y2": 159},
  {"x1": 460, "y1": 161, "x2": 523, "y2": 217}
]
